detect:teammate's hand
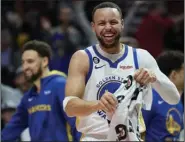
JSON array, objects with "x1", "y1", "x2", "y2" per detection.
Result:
[
  {"x1": 134, "y1": 68, "x2": 156, "y2": 85},
  {"x1": 97, "y1": 91, "x2": 118, "y2": 113}
]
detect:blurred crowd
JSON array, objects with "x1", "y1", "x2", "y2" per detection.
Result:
[{"x1": 1, "y1": 0, "x2": 184, "y2": 141}]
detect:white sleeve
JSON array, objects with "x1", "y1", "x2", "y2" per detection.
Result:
[
  {"x1": 21, "y1": 128, "x2": 31, "y2": 141},
  {"x1": 137, "y1": 49, "x2": 180, "y2": 104}
]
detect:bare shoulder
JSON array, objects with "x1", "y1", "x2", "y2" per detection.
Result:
[
  {"x1": 66, "y1": 50, "x2": 89, "y2": 98},
  {"x1": 69, "y1": 50, "x2": 89, "y2": 75},
  {"x1": 71, "y1": 50, "x2": 89, "y2": 61}
]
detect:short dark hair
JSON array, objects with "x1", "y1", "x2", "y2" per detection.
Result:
[
  {"x1": 92, "y1": 2, "x2": 122, "y2": 22},
  {"x1": 156, "y1": 50, "x2": 184, "y2": 77},
  {"x1": 22, "y1": 40, "x2": 52, "y2": 61}
]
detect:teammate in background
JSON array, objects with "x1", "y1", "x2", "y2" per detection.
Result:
[
  {"x1": 63, "y1": 2, "x2": 180, "y2": 141},
  {"x1": 142, "y1": 50, "x2": 184, "y2": 141},
  {"x1": 1, "y1": 40, "x2": 81, "y2": 141}
]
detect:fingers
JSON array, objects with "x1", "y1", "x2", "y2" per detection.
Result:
[
  {"x1": 143, "y1": 71, "x2": 156, "y2": 84},
  {"x1": 106, "y1": 92, "x2": 118, "y2": 106},
  {"x1": 134, "y1": 68, "x2": 147, "y2": 85},
  {"x1": 99, "y1": 92, "x2": 118, "y2": 113},
  {"x1": 99, "y1": 100, "x2": 109, "y2": 112},
  {"x1": 100, "y1": 97, "x2": 115, "y2": 113},
  {"x1": 142, "y1": 76, "x2": 151, "y2": 85},
  {"x1": 150, "y1": 71, "x2": 157, "y2": 82},
  {"x1": 135, "y1": 69, "x2": 148, "y2": 85},
  {"x1": 134, "y1": 68, "x2": 156, "y2": 85}
]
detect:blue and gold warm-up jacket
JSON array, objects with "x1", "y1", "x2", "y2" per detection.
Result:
[
  {"x1": 142, "y1": 89, "x2": 184, "y2": 141},
  {"x1": 1, "y1": 70, "x2": 81, "y2": 141}
]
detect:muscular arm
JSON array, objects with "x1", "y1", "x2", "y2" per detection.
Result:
[
  {"x1": 65, "y1": 50, "x2": 99, "y2": 117},
  {"x1": 137, "y1": 49, "x2": 180, "y2": 104}
]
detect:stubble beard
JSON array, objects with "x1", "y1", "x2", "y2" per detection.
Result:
[
  {"x1": 24, "y1": 66, "x2": 43, "y2": 83},
  {"x1": 96, "y1": 33, "x2": 121, "y2": 49}
]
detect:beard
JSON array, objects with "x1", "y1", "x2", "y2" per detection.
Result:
[
  {"x1": 96, "y1": 32, "x2": 121, "y2": 49},
  {"x1": 24, "y1": 66, "x2": 42, "y2": 83}
]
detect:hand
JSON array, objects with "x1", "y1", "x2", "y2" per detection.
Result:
[
  {"x1": 97, "y1": 91, "x2": 118, "y2": 113},
  {"x1": 134, "y1": 68, "x2": 156, "y2": 85}
]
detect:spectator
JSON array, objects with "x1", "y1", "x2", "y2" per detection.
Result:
[
  {"x1": 49, "y1": 3, "x2": 83, "y2": 74},
  {"x1": 1, "y1": 84, "x2": 31, "y2": 141},
  {"x1": 14, "y1": 66, "x2": 32, "y2": 94},
  {"x1": 135, "y1": 2, "x2": 184, "y2": 58},
  {"x1": 1, "y1": 28, "x2": 21, "y2": 71}
]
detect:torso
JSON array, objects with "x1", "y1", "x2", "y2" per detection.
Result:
[{"x1": 77, "y1": 44, "x2": 139, "y2": 139}]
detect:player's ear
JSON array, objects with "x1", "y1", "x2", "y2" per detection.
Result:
[
  {"x1": 121, "y1": 19, "x2": 124, "y2": 29},
  {"x1": 169, "y1": 70, "x2": 176, "y2": 81},
  {"x1": 42, "y1": 57, "x2": 49, "y2": 68},
  {"x1": 91, "y1": 21, "x2": 95, "y2": 32}
]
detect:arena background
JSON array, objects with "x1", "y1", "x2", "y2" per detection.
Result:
[{"x1": 1, "y1": 0, "x2": 184, "y2": 141}]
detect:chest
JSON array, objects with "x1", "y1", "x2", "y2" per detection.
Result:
[
  {"x1": 90, "y1": 47, "x2": 137, "y2": 82},
  {"x1": 156, "y1": 101, "x2": 183, "y2": 121},
  {"x1": 26, "y1": 86, "x2": 57, "y2": 115},
  {"x1": 155, "y1": 103, "x2": 184, "y2": 134},
  {"x1": 84, "y1": 46, "x2": 139, "y2": 101}
]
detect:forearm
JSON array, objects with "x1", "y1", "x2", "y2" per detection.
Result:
[
  {"x1": 152, "y1": 70, "x2": 180, "y2": 104},
  {"x1": 2, "y1": 121, "x2": 26, "y2": 141},
  {"x1": 65, "y1": 97, "x2": 99, "y2": 117},
  {"x1": 137, "y1": 49, "x2": 180, "y2": 105},
  {"x1": 2, "y1": 101, "x2": 28, "y2": 141}
]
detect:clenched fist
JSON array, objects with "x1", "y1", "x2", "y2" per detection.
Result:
[
  {"x1": 134, "y1": 68, "x2": 156, "y2": 85},
  {"x1": 97, "y1": 91, "x2": 118, "y2": 113}
]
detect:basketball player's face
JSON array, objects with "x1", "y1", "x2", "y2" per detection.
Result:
[
  {"x1": 22, "y1": 50, "x2": 44, "y2": 83},
  {"x1": 92, "y1": 8, "x2": 123, "y2": 48}
]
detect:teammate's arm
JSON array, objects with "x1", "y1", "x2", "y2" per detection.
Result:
[
  {"x1": 64, "y1": 50, "x2": 100, "y2": 117},
  {"x1": 137, "y1": 49, "x2": 180, "y2": 104},
  {"x1": 1, "y1": 96, "x2": 28, "y2": 141}
]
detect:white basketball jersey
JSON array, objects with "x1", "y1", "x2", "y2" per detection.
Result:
[
  {"x1": 107, "y1": 74, "x2": 152, "y2": 141},
  {"x1": 77, "y1": 44, "x2": 139, "y2": 140}
]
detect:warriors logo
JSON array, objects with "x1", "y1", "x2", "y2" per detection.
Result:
[
  {"x1": 96, "y1": 75, "x2": 133, "y2": 100},
  {"x1": 96, "y1": 75, "x2": 133, "y2": 119},
  {"x1": 166, "y1": 108, "x2": 182, "y2": 136}
]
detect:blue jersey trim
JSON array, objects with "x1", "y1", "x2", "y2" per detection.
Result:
[
  {"x1": 84, "y1": 48, "x2": 93, "y2": 84},
  {"x1": 133, "y1": 48, "x2": 139, "y2": 69},
  {"x1": 92, "y1": 44, "x2": 128, "y2": 68}
]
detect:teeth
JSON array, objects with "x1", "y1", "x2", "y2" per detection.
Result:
[{"x1": 104, "y1": 34, "x2": 114, "y2": 37}]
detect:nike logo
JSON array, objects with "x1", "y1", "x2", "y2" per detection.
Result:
[
  {"x1": 158, "y1": 100, "x2": 164, "y2": 104},
  {"x1": 28, "y1": 98, "x2": 33, "y2": 102},
  {"x1": 44, "y1": 90, "x2": 51, "y2": 95},
  {"x1": 95, "y1": 64, "x2": 106, "y2": 69}
]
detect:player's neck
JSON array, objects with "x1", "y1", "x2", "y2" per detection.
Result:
[
  {"x1": 34, "y1": 68, "x2": 50, "y2": 93},
  {"x1": 99, "y1": 42, "x2": 123, "y2": 54},
  {"x1": 175, "y1": 84, "x2": 183, "y2": 96},
  {"x1": 178, "y1": 89, "x2": 183, "y2": 96}
]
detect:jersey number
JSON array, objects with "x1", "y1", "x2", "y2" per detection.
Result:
[{"x1": 115, "y1": 124, "x2": 127, "y2": 141}]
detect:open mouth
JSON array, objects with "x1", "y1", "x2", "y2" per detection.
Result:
[
  {"x1": 103, "y1": 33, "x2": 115, "y2": 41},
  {"x1": 25, "y1": 70, "x2": 32, "y2": 76}
]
